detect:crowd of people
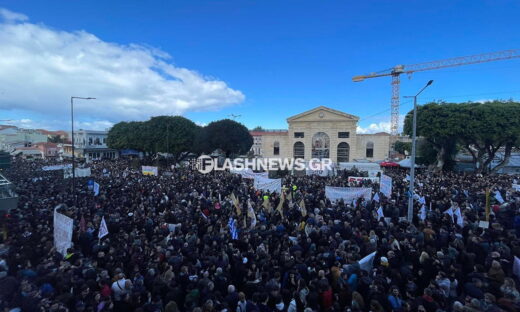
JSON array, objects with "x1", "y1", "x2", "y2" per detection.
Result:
[{"x1": 0, "y1": 157, "x2": 519, "y2": 312}]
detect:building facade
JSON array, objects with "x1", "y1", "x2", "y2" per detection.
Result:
[
  {"x1": 0, "y1": 127, "x2": 48, "y2": 152},
  {"x1": 250, "y1": 106, "x2": 392, "y2": 162},
  {"x1": 63, "y1": 130, "x2": 118, "y2": 162}
]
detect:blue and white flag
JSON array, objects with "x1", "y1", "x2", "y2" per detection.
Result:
[
  {"x1": 93, "y1": 182, "x2": 100, "y2": 196},
  {"x1": 494, "y1": 191, "x2": 505, "y2": 204},
  {"x1": 444, "y1": 207, "x2": 454, "y2": 222},
  {"x1": 373, "y1": 192, "x2": 380, "y2": 202},
  {"x1": 419, "y1": 205, "x2": 427, "y2": 221},
  {"x1": 98, "y1": 216, "x2": 109, "y2": 239},
  {"x1": 228, "y1": 218, "x2": 238, "y2": 240},
  {"x1": 454, "y1": 207, "x2": 464, "y2": 227},
  {"x1": 377, "y1": 206, "x2": 384, "y2": 220}
]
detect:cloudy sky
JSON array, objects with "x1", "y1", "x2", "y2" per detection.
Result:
[{"x1": 0, "y1": 1, "x2": 519, "y2": 133}]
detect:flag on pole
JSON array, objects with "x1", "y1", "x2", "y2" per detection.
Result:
[
  {"x1": 373, "y1": 193, "x2": 380, "y2": 202},
  {"x1": 247, "y1": 199, "x2": 255, "y2": 218},
  {"x1": 494, "y1": 190, "x2": 504, "y2": 204},
  {"x1": 444, "y1": 207, "x2": 454, "y2": 222},
  {"x1": 276, "y1": 193, "x2": 285, "y2": 217},
  {"x1": 377, "y1": 206, "x2": 384, "y2": 220},
  {"x1": 419, "y1": 205, "x2": 427, "y2": 221},
  {"x1": 231, "y1": 193, "x2": 241, "y2": 216},
  {"x1": 93, "y1": 182, "x2": 100, "y2": 196},
  {"x1": 247, "y1": 200, "x2": 257, "y2": 229},
  {"x1": 98, "y1": 216, "x2": 109, "y2": 239},
  {"x1": 454, "y1": 207, "x2": 464, "y2": 227},
  {"x1": 300, "y1": 198, "x2": 307, "y2": 217},
  {"x1": 228, "y1": 218, "x2": 238, "y2": 240}
]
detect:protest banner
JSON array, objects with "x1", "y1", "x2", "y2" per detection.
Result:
[
  {"x1": 347, "y1": 176, "x2": 379, "y2": 183},
  {"x1": 42, "y1": 164, "x2": 72, "y2": 171},
  {"x1": 63, "y1": 167, "x2": 91, "y2": 179},
  {"x1": 254, "y1": 176, "x2": 282, "y2": 193},
  {"x1": 142, "y1": 166, "x2": 159, "y2": 176},
  {"x1": 380, "y1": 174, "x2": 392, "y2": 198},
  {"x1": 325, "y1": 186, "x2": 372, "y2": 203},
  {"x1": 53, "y1": 206, "x2": 73, "y2": 256}
]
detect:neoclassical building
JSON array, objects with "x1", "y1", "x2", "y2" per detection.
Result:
[{"x1": 250, "y1": 106, "x2": 392, "y2": 163}]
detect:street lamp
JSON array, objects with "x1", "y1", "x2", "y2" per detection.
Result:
[
  {"x1": 403, "y1": 80, "x2": 433, "y2": 222},
  {"x1": 70, "y1": 96, "x2": 95, "y2": 206}
]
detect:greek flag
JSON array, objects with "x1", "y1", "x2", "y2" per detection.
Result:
[
  {"x1": 93, "y1": 182, "x2": 100, "y2": 196},
  {"x1": 228, "y1": 218, "x2": 238, "y2": 240},
  {"x1": 494, "y1": 191, "x2": 505, "y2": 204}
]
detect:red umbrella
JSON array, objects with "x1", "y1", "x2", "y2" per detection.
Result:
[{"x1": 380, "y1": 161, "x2": 400, "y2": 167}]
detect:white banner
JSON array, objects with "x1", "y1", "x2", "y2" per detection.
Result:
[
  {"x1": 325, "y1": 186, "x2": 372, "y2": 203},
  {"x1": 53, "y1": 208, "x2": 73, "y2": 256},
  {"x1": 380, "y1": 174, "x2": 392, "y2": 198},
  {"x1": 305, "y1": 160, "x2": 332, "y2": 177},
  {"x1": 42, "y1": 164, "x2": 72, "y2": 171},
  {"x1": 348, "y1": 176, "x2": 379, "y2": 183},
  {"x1": 63, "y1": 167, "x2": 91, "y2": 179},
  {"x1": 231, "y1": 168, "x2": 269, "y2": 180},
  {"x1": 254, "y1": 176, "x2": 282, "y2": 193},
  {"x1": 306, "y1": 167, "x2": 329, "y2": 177},
  {"x1": 142, "y1": 166, "x2": 159, "y2": 176}
]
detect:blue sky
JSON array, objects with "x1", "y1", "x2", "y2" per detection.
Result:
[{"x1": 0, "y1": 0, "x2": 519, "y2": 132}]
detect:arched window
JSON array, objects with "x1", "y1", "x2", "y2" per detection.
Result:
[
  {"x1": 366, "y1": 141, "x2": 374, "y2": 158},
  {"x1": 273, "y1": 141, "x2": 280, "y2": 155},
  {"x1": 311, "y1": 132, "x2": 330, "y2": 159},
  {"x1": 337, "y1": 142, "x2": 350, "y2": 163},
  {"x1": 293, "y1": 142, "x2": 305, "y2": 159}
]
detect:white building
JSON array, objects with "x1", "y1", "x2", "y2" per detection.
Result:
[
  {"x1": 249, "y1": 106, "x2": 394, "y2": 163},
  {"x1": 63, "y1": 130, "x2": 118, "y2": 162}
]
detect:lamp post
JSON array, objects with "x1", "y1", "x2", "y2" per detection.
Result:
[
  {"x1": 70, "y1": 96, "x2": 95, "y2": 206},
  {"x1": 403, "y1": 80, "x2": 433, "y2": 222}
]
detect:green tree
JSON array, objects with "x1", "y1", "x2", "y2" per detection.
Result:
[
  {"x1": 141, "y1": 116, "x2": 200, "y2": 162},
  {"x1": 252, "y1": 126, "x2": 265, "y2": 131},
  {"x1": 107, "y1": 116, "x2": 200, "y2": 163},
  {"x1": 107, "y1": 121, "x2": 145, "y2": 151},
  {"x1": 404, "y1": 103, "x2": 462, "y2": 171},
  {"x1": 48, "y1": 135, "x2": 65, "y2": 143},
  {"x1": 394, "y1": 141, "x2": 412, "y2": 155},
  {"x1": 203, "y1": 119, "x2": 253, "y2": 157},
  {"x1": 404, "y1": 101, "x2": 520, "y2": 173}
]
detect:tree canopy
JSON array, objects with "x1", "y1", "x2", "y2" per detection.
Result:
[
  {"x1": 404, "y1": 100, "x2": 520, "y2": 172},
  {"x1": 197, "y1": 119, "x2": 253, "y2": 157},
  {"x1": 107, "y1": 116, "x2": 253, "y2": 161}
]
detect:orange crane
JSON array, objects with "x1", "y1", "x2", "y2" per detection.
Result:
[{"x1": 353, "y1": 49, "x2": 520, "y2": 137}]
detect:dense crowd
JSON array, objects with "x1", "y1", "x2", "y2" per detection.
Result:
[{"x1": 0, "y1": 158, "x2": 519, "y2": 312}]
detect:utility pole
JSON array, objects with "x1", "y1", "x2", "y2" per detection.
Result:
[{"x1": 403, "y1": 80, "x2": 433, "y2": 222}]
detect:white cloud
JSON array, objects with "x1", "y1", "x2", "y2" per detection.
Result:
[
  {"x1": 357, "y1": 115, "x2": 405, "y2": 134},
  {"x1": 0, "y1": 8, "x2": 245, "y2": 128},
  {"x1": 0, "y1": 8, "x2": 28, "y2": 22},
  {"x1": 7, "y1": 118, "x2": 113, "y2": 131}
]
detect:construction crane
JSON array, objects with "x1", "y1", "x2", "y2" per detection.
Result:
[
  {"x1": 353, "y1": 49, "x2": 520, "y2": 137},
  {"x1": 228, "y1": 114, "x2": 241, "y2": 120}
]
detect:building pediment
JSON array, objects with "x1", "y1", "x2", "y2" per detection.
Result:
[{"x1": 286, "y1": 106, "x2": 359, "y2": 123}]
